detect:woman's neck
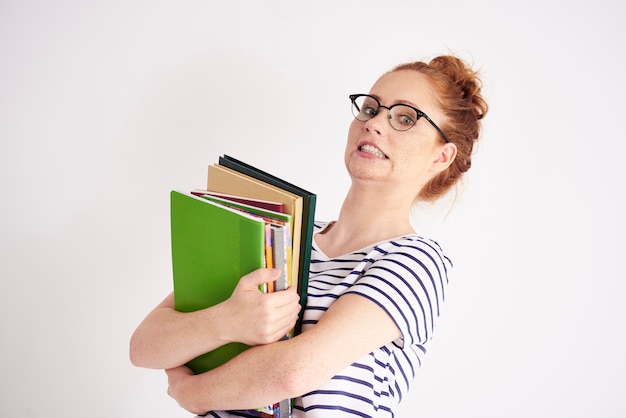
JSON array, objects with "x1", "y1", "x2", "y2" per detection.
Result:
[{"x1": 315, "y1": 185, "x2": 416, "y2": 258}]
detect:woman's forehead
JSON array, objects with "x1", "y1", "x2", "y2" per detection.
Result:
[{"x1": 369, "y1": 70, "x2": 436, "y2": 110}]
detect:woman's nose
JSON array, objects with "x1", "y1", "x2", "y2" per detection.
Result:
[{"x1": 364, "y1": 111, "x2": 388, "y2": 135}]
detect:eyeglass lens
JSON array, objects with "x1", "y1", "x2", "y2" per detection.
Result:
[{"x1": 351, "y1": 95, "x2": 418, "y2": 131}]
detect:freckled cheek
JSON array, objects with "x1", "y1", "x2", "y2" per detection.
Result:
[
  {"x1": 348, "y1": 119, "x2": 365, "y2": 144},
  {"x1": 345, "y1": 121, "x2": 360, "y2": 147},
  {"x1": 344, "y1": 123, "x2": 361, "y2": 166},
  {"x1": 350, "y1": 116, "x2": 367, "y2": 132}
]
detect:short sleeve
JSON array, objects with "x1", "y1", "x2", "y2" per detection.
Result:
[{"x1": 344, "y1": 238, "x2": 451, "y2": 347}]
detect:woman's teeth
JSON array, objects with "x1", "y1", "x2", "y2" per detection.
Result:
[{"x1": 360, "y1": 144, "x2": 386, "y2": 158}]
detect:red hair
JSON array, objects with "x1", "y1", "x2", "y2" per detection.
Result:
[{"x1": 392, "y1": 56, "x2": 488, "y2": 201}]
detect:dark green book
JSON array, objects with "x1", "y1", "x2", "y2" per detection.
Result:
[{"x1": 218, "y1": 155, "x2": 316, "y2": 334}]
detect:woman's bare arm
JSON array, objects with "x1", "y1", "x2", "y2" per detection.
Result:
[
  {"x1": 129, "y1": 268, "x2": 301, "y2": 369},
  {"x1": 166, "y1": 293, "x2": 401, "y2": 414}
]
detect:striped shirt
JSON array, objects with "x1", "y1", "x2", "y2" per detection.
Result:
[
  {"x1": 292, "y1": 222, "x2": 452, "y2": 417},
  {"x1": 206, "y1": 221, "x2": 452, "y2": 418}
]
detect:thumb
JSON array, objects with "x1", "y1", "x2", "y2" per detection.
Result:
[{"x1": 240, "y1": 268, "x2": 281, "y2": 289}]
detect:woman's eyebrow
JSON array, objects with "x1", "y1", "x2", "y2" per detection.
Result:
[{"x1": 375, "y1": 94, "x2": 422, "y2": 110}]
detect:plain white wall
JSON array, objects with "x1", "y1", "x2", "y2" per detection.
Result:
[{"x1": 1, "y1": 1, "x2": 624, "y2": 417}]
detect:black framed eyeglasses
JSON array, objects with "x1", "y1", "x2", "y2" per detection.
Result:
[{"x1": 349, "y1": 94, "x2": 450, "y2": 143}]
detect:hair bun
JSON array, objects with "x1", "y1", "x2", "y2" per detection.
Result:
[{"x1": 428, "y1": 56, "x2": 488, "y2": 122}]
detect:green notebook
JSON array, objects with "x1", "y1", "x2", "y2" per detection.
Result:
[{"x1": 170, "y1": 190, "x2": 266, "y2": 374}]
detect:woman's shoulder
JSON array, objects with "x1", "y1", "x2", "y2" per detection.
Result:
[
  {"x1": 372, "y1": 234, "x2": 453, "y2": 270},
  {"x1": 312, "y1": 221, "x2": 451, "y2": 266},
  {"x1": 379, "y1": 234, "x2": 445, "y2": 252}
]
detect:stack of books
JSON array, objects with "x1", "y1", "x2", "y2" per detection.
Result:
[{"x1": 170, "y1": 155, "x2": 316, "y2": 418}]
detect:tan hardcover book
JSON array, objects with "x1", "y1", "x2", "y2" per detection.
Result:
[{"x1": 206, "y1": 164, "x2": 304, "y2": 289}]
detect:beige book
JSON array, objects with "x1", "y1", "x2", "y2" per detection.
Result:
[{"x1": 207, "y1": 164, "x2": 304, "y2": 289}]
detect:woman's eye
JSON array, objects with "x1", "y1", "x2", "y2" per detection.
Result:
[
  {"x1": 397, "y1": 114, "x2": 415, "y2": 126},
  {"x1": 363, "y1": 106, "x2": 377, "y2": 116}
]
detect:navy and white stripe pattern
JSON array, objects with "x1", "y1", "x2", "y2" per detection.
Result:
[{"x1": 293, "y1": 222, "x2": 452, "y2": 417}]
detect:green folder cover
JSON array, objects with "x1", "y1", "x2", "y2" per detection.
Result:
[
  {"x1": 170, "y1": 190, "x2": 266, "y2": 374},
  {"x1": 218, "y1": 155, "x2": 316, "y2": 334}
]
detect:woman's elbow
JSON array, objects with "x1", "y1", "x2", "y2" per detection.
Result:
[
  {"x1": 129, "y1": 331, "x2": 152, "y2": 368},
  {"x1": 128, "y1": 334, "x2": 142, "y2": 367},
  {"x1": 278, "y1": 359, "x2": 327, "y2": 397},
  {"x1": 279, "y1": 373, "x2": 304, "y2": 398}
]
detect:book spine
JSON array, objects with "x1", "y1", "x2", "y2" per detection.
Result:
[
  {"x1": 264, "y1": 223, "x2": 274, "y2": 293},
  {"x1": 271, "y1": 225, "x2": 288, "y2": 291}
]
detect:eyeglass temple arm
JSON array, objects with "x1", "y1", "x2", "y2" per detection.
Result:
[{"x1": 421, "y1": 113, "x2": 451, "y2": 143}]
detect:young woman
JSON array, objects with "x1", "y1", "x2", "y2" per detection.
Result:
[{"x1": 130, "y1": 54, "x2": 488, "y2": 417}]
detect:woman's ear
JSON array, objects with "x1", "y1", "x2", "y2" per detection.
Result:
[{"x1": 432, "y1": 143, "x2": 457, "y2": 173}]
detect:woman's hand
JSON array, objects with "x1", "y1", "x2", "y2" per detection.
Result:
[
  {"x1": 130, "y1": 268, "x2": 300, "y2": 370},
  {"x1": 162, "y1": 269, "x2": 300, "y2": 414},
  {"x1": 222, "y1": 268, "x2": 301, "y2": 346},
  {"x1": 166, "y1": 365, "x2": 207, "y2": 415}
]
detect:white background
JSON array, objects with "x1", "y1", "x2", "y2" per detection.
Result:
[{"x1": 1, "y1": 1, "x2": 624, "y2": 417}]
